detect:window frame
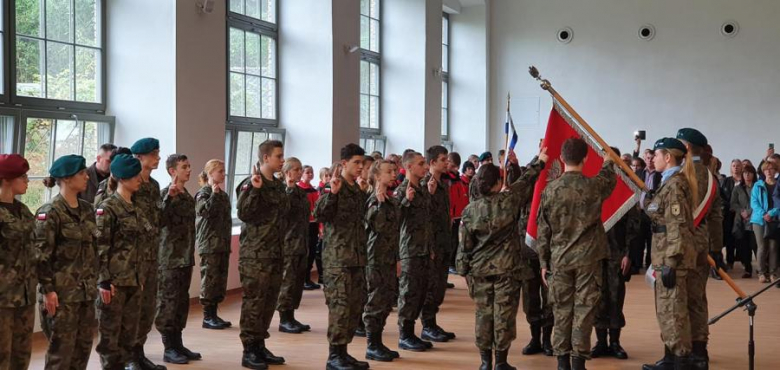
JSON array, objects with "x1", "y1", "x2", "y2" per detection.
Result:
[
  {"x1": 441, "y1": 12, "x2": 449, "y2": 140},
  {"x1": 9, "y1": 0, "x2": 108, "y2": 113},
  {"x1": 359, "y1": 133, "x2": 386, "y2": 158},
  {"x1": 0, "y1": 0, "x2": 10, "y2": 105},
  {"x1": 359, "y1": 0, "x2": 381, "y2": 135}
]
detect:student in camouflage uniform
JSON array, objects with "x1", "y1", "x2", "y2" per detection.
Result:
[
  {"x1": 536, "y1": 138, "x2": 616, "y2": 370},
  {"x1": 676, "y1": 128, "x2": 723, "y2": 370},
  {"x1": 236, "y1": 140, "x2": 289, "y2": 370},
  {"x1": 395, "y1": 151, "x2": 435, "y2": 353},
  {"x1": 155, "y1": 154, "x2": 201, "y2": 364},
  {"x1": 362, "y1": 159, "x2": 401, "y2": 362},
  {"x1": 130, "y1": 138, "x2": 166, "y2": 370},
  {"x1": 94, "y1": 154, "x2": 146, "y2": 370},
  {"x1": 195, "y1": 160, "x2": 233, "y2": 330},
  {"x1": 93, "y1": 147, "x2": 133, "y2": 208},
  {"x1": 34, "y1": 155, "x2": 98, "y2": 370},
  {"x1": 458, "y1": 148, "x2": 547, "y2": 370},
  {"x1": 314, "y1": 144, "x2": 370, "y2": 370},
  {"x1": 276, "y1": 157, "x2": 312, "y2": 334},
  {"x1": 420, "y1": 145, "x2": 456, "y2": 343},
  {"x1": 0, "y1": 154, "x2": 35, "y2": 370},
  {"x1": 641, "y1": 138, "x2": 698, "y2": 370}
]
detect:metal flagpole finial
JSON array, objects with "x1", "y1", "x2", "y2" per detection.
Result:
[{"x1": 528, "y1": 66, "x2": 551, "y2": 91}]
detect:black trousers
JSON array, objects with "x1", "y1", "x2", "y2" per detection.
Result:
[{"x1": 305, "y1": 222, "x2": 323, "y2": 283}]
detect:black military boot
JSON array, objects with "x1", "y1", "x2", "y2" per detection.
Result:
[
  {"x1": 343, "y1": 345, "x2": 370, "y2": 370},
  {"x1": 258, "y1": 342, "x2": 285, "y2": 365},
  {"x1": 365, "y1": 331, "x2": 394, "y2": 362},
  {"x1": 278, "y1": 310, "x2": 303, "y2": 334},
  {"x1": 571, "y1": 356, "x2": 587, "y2": 370},
  {"x1": 421, "y1": 319, "x2": 449, "y2": 342},
  {"x1": 290, "y1": 310, "x2": 311, "y2": 332},
  {"x1": 432, "y1": 317, "x2": 456, "y2": 339},
  {"x1": 241, "y1": 343, "x2": 268, "y2": 370},
  {"x1": 398, "y1": 322, "x2": 431, "y2": 352},
  {"x1": 690, "y1": 341, "x2": 709, "y2": 370},
  {"x1": 542, "y1": 326, "x2": 554, "y2": 356},
  {"x1": 609, "y1": 329, "x2": 628, "y2": 359},
  {"x1": 326, "y1": 345, "x2": 354, "y2": 370},
  {"x1": 354, "y1": 321, "x2": 367, "y2": 337},
  {"x1": 135, "y1": 345, "x2": 167, "y2": 370},
  {"x1": 522, "y1": 324, "x2": 543, "y2": 355},
  {"x1": 479, "y1": 349, "x2": 492, "y2": 370},
  {"x1": 642, "y1": 346, "x2": 675, "y2": 370},
  {"x1": 175, "y1": 332, "x2": 201, "y2": 360},
  {"x1": 213, "y1": 304, "x2": 232, "y2": 327},
  {"x1": 125, "y1": 361, "x2": 144, "y2": 370},
  {"x1": 675, "y1": 355, "x2": 693, "y2": 370},
  {"x1": 494, "y1": 349, "x2": 516, "y2": 370},
  {"x1": 557, "y1": 354, "x2": 571, "y2": 370},
  {"x1": 203, "y1": 305, "x2": 229, "y2": 329},
  {"x1": 590, "y1": 329, "x2": 610, "y2": 358},
  {"x1": 161, "y1": 333, "x2": 188, "y2": 364}
]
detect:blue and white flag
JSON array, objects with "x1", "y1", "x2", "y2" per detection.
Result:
[{"x1": 504, "y1": 110, "x2": 518, "y2": 167}]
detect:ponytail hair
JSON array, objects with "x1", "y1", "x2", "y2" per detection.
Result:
[
  {"x1": 108, "y1": 176, "x2": 119, "y2": 192},
  {"x1": 681, "y1": 150, "x2": 699, "y2": 208},
  {"x1": 42, "y1": 176, "x2": 58, "y2": 188},
  {"x1": 199, "y1": 159, "x2": 225, "y2": 186}
]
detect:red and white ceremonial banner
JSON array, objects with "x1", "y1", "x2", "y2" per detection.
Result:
[{"x1": 525, "y1": 101, "x2": 642, "y2": 248}]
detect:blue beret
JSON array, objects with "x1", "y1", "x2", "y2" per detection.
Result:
[
  {"x1": 110, "y1": 154, "x2": 142, "y2": 179},
  {"x1": 653, "y1": 138, "x2": 688, "y2": 154},
  {"x1": 478, "y1": 152, "x2": 493, "y2": 162},
  {"x1": 676, "y1": 128, "x2": 707, "y2": 147},
  {"x1": 49, "y1": 155, "x2": 87, "y2": 178},
  {"x1": 130, "y1": 138, "x2": 160, "y2": 155}
]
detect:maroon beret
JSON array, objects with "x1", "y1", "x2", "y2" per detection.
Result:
[{"x1": 0, "y1": 154, "x2": 30, "y2": 180}]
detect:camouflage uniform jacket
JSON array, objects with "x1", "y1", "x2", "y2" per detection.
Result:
[
  {"x1": 365, "y1": 193, "x2": 400, "y2": 266},
  {"x1": 692, "y1": 160, "x2": 724, "y2": 254},
  {"x1": 158, "y1": 185, "x2": 196, "y2": 269},
  {"x1": 0, "y1": 200, "x2": 36, "y2": 307},
  {"x1": 606, "y1": 206, "x2": 640, "y2": 262},
  {"x1": 422, "y1": 172, "x2": 452, "y2": 255},
  {"x1": 643, "y1": 172, "x2": 697, "y2": 270},
  {"x1": 284, "y1": 185, "x2": 309, "y2": 256},
  {"x1": 92, "y1": 178, "x2": 110, "y2": 208},
  {"x1": 537, "y1": 161, "x2": 617, "y2": 271},
  {"x1": 34, "y1": 195, "x2": 98, "y2": 303},
  {"x1": 135, "y1": 177, "x2": 162, "y2": 261},
  {"x1": 314, "y1": 178, "x2": 368, "y2": 268},
  {"x1": 506, "y1": 160, "x2": 542, "y2": 261},
  {"x1": 195, "y1": 185, "x2": 232, "y2": 255},
  {"x1": 457, "y1": 159, "x2": 543, "y2": 277},
  {"x1": 95, "y1": 194, "x2": 144, "y2": 286},
  {"x1": 236, "y1": 173, "x2": 289, "y2": 260},
  {"x1": 395, "y1": 178, "x2": 432, "y2": 260}
]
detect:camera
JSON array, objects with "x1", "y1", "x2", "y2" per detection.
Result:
[{"x1": 634, "y1": 130, "x2": 646, "y2": 140}]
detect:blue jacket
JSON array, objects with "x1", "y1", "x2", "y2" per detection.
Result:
[{"x1": 750, "y1": 180, "x2": 779, "y2": 226}]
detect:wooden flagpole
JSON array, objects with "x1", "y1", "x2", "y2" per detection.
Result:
[{"x1": 528, "y1": 66, "x2": 746, "y2": 299}]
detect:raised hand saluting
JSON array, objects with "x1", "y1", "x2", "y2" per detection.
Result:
[
  {"x1": 168, "y1": 175, "x2": 181, "y2": 197},
  {"x1": 406, "y1": 183, "x2": 416, "y2": 202},
  {"x1": 427, "y1": 176, "x2": 437, "y2": 195},
  {"x1": 251, "y1": 164, "x2": 263, "y2": 189},
  {"x1": 330, "y1": 166, "x2": 343, "y2": 194},
  {"x1": 538, "y1": 147, "x2": 549, "y2": 164}
]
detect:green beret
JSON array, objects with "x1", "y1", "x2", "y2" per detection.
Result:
[
  {"x1": 676, "y1": 128, "x2": 707, "y2": 147},
  {"x1": 653, "y1": 138, "x2": 688, "y2": 154},
  {"x1": 130, "y1": 138, "x2": 160, "y2": 155},
  {"x1": 110, "y1": 154, "x2": 142, "y2": 179},
  {"x1": 478, "y1": 152, "x2": 493, "y2": 162},
  {"x1": 49, "y1": 155, "x2": 86, "y2": 178}
]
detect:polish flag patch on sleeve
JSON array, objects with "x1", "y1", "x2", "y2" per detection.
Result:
[
  {"x1": 96, "y1": 209, "x2": 105, "y2": 216},
  {"x1": 37, "y1": 213, "x2": 47, "y2": 221}
]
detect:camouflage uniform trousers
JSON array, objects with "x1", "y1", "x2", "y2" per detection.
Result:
[
  {"x1": 199, "y1": 252, "x2": 230, "y2": 307},
  {"x1": 689, "y1": 251, "x2": 709, "y2": 342},
  {"x1": 397, "y1": 257, "x2": 432, "y2": 327},
  {"x1": 655, "y1": 268, "x2": 692, "y2": 356},
  {"x1": 595, "y1": 260, "x2": 626, "y2": 330},
  {"x1": 39, "y1": 300, "x2": 95, "y2": 370},
  {"x1": 522, "y1": 258, "x2": 554, "y2": 328},
  {"x1": 549, "y1": 262, "x2": 602, "y2": 359},
  {"x1": 155, "y1": 267, "x2": 193, "y2": 334},
  {"x1": 0, "y1": 305, "x2": 34, "y2": 370},
  {"x1": 324, "y1": 267, "x2": 367, "y2": 345},
  {"x1": 96, "y1": 286, "x2": 142, "y2": 370},
  {"x1": 362, "y1": 264, "x2": 397, "y2": 333},
  {"x1": 466, "y1": 274, "x2": 522, "y2": 351},
  {"x1": 135, "y1": 259, "x2": 159, "y2": 350},
  {"x1": 421, "y1": 250, "x2": 451, "y2": 322},
  {"x1": 239, "y1": 258, "x2": 282, "y2": 346},
  {"x1": 276, "y1": 254, "x2": 308, "y2": 312}
]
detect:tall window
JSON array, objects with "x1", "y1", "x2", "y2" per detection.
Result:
[
  {"x1": 441, "y1": 13, "x2": 449, "y2": 139},
  {"x1": 360, "y1": 0, "x2": 384, "y2": 153}
]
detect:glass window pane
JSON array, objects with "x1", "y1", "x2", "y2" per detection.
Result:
[
  {"x1": 22, "y1": 179, "x2": 47, "y2": 213},
  {"x1": 443, "y1": 45, "x2": 448, "y2": 73},
  {"x1": 364, "y1": 139, "x2": 374, "y2": 154},
  {"x1": 75, "y1": 0, "x2": 98, "y2": 46},
  {"x1": 369, "y1": 62, "x2": 379, "y2": 96},
  {"x1": 360, "y1": 95, "x2": 369, "y2": 128},
  {"x1": 47, "y1": 42, "x2": 75, "y2": 101},
  {"x1": 360, "y1": 0, "x2": 369, "y2": 16},
  {"x1": 229, "y1": 0, "x2": 244, "y2": 15},
  {"x1": 269, "y1": 132, "x2": 283, "y2": 141},
  {"x1": 235, "y1": 131, "x2": 253, "y2": 176},
  {"x1": 46, "y1": 0, "x2": 74, "y2": 43},
  {"x1": 0, "y1": 38, "x2": 4, "y2": 94},
  {"x1": 16, "y1": 0, "x2": 43, "y2": 38},
  {"x1": 229, "y1": 28, "x2": 244, "y2": 73},
  {"x1": 16, "y1": 37, "x2": 45, "y2": 98},
  {"x1": 442, "y1": 109, "x2": 448, "y2": 136},
  {"x1": 369, "y1": 19, "x2": 379, "y2": 53},
  {"x1": 442, "y1": 80, "x2": 448, "y2": 108},
  {"x1": 360, "y1": 61, "x2": 368, "y2": 94},
  {"x1": 82, "y1": 121, "x2": 98, "y2": 160},
  {"x1": 53, "y1": 119, "x2": 80, "y2": 160},
  {"x1": 246, "y1": 75, "x2": 261, "y2": 118},
  {"x1": 375, "y1": 139, "x2": 385, "y2": 154},
  {"x1": 359, "y1": 138, "x2": 365, "y2": 150},
  {"x1": 0, "y1": 117, "x2": 14, "y2": 154},
  {"x1": 76, "y1": 47, "x2": 99, "y2": 103},
  {"x1": 246, "y1": 32, "x2": 260, "y2": 75},
  {"x1": 369, "y1": 96, "x2": 379, "y2": 129},
  {"x1": 229, "y1": 72, "x2": 245, "y2": 116},
  {"x1": 245, "y1": 0, "x2": 260, "y2": 19},
  {"x1": 231, "y1": 175, "x2": 243, "y2": 217},
  {"x1": 442, "y1": 16, "x2": 449, "y2": 45},
  {"x1": 250, "y1": 132, "x2": 267, "y2": 166},
  {"x1": 261, "y1": 0, "x2": 276, "y2": 23},
  {"x1": 261, "y1": 78, "x2": 276, "y2": 119},
  {"x1": 261, "y1": 36, "x2": 276, "y2": 78},
  {"x1": 360, "y1": 16, "x2": 369, "y2": 50},
  {"x1": 24, "y1": 118, "x2": 53, "y2": 177},
  {"x1": 224, "y1": 130, "x2": 231, "y2": 175},
  {"x1": 370, "y1": 0, "x2": 380, "y2": 19}
]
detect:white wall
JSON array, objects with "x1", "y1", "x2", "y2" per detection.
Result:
[{"x1": 488, "y1": 0, "x2": 780, "y2": 164}]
